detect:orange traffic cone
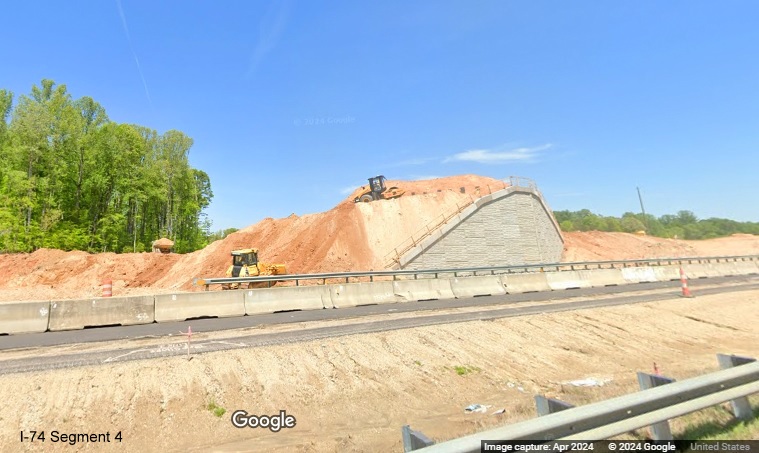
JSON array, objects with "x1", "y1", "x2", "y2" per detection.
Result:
[{"x1": 679, "y1": 267, "x2": 693, "y2": 298}]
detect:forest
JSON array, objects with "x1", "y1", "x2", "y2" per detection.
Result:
[
  {"x1": 0, "y1": 80, "x2": 212, "y2": 253},
  {"x1": 554, "y1": 209, "x2": 759, "y2": 239}
]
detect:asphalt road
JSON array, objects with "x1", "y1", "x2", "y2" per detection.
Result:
[
  {"x1": 1, "y1": 275, "x2": 756, "y2": 352},
  {"x1": 0, "y1": 275, "x2": 757, "y2": 375}
]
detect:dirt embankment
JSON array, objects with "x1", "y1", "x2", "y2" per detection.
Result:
[
  {"x1": 0, "y1": 175, "x2": 503, "y2": 302},
  {"x1": 0, "y1": 173, "x2": 758, "y2": 303}
]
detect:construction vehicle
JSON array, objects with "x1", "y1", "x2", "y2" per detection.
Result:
[
  {"x1": 353, "y1": 175, "x2": 405, "y2": 203},
  {"x1": 221, "y1": 248, "x2": 287, "y2": 290}
]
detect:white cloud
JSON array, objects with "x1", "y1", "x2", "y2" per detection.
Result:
[{"x1": 444, "y1": 144, "x2": 552, "y2": 164}]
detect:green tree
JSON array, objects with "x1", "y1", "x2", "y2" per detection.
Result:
[
  {"x1": 620, "y1": 215, "x2": 646, "y2": 233},
  {"x1": 677, "y1": 210, "x2": 698, "y2": 225},
  {"x1": 207, "y1": 227, "x2": 239, "y2": 242},
  {"x1": 0, "y1": 79, "x2": 215, "y2": 254},
  {"x1": 578, "y1": 213, "x2": 604, "y2": 231},
  {"x1": 0, "y1": 89, "x2": 12, "y2": 145},
  {"x1": 559, "y1": 220, "x2": 575, "y2": 232},
  {"x1": 552, "y1": 208, "x2": 758, "y2": 241},
  {"x1": 603, "y1": 217, "x2": 623, "y2": 232}
]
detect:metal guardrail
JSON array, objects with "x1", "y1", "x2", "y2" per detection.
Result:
[
  {"x1": 194, "y1": 254, "x2": 759, "y2": 290},
  {"x1": 408, "y1": 356, "x2": 759, "y2": 452}
]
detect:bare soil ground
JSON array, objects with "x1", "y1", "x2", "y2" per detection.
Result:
[
  {"x1": 0, "y1": 174, "x2": 757, "y2": 303},
  {"x1": 1, "y1": 289, "x2": 757, "y2": 452},
  {"x1": 562, "y1": 231, "x2": 759, "y2": 262}
]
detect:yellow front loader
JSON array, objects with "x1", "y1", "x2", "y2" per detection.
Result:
[{"x1": 221, "y1": 248, "x2": 287, "y2": 290}]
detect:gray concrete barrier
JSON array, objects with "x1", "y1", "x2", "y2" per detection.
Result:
[
  {"x1": 733, "y1": 260, "x2": 759, "y2": 275},
  {"x1": 48, "y1": 295, "x2": 155, "y2": 331},
  {"x1": 709, "y1": 262, "x2": 741, "y2": 277},
  {"x1": 449, "y1": 276, "x2": 507, "y2": 298},
  {"x1": 708, "y1": 261, "x2": 759, "y2": 277},
  {"x1": 246, "y1": 286, "x2": 331, "y2": 314},
  {"x1": 544, "y1": 271, "x2": 592, "y2": 290},
  {"x1": 329, "y1": 282, "x2": 400, "y2": 308},
  {"x1": 155, "y1": 291, "x2": 245, "y2": 322},
  {"x1": 0, "y1": 301, "x2": 50, "y2": 335},
  {"x1": 501, "y1": 273, "x2": 551, "y2": 293},
  {"x1": 393, "y1": 278, "x2": 455, "y2": 301},
  {"x1": 682, "y1": 263, "x2": 719, "y2": 279},
  {"x1": 653, "y1": 266, "x2": 682, "y2": 282},
  {"x1": 621, "y1": 267, "x2": 658, "y2": 283},
  {"x1": 578, "y1": 268, "x2": 626, "y2": 287},
  {"x1": 701, "y1": 263, "x2": 726, "y2": 277}
]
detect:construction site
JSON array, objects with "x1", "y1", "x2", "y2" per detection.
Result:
[
  {"x1": 0, "y1": 174, "x2": 758, "y2": 303},
  {"x1": 0, "y1": 174, "x2": 758, "y2": 453}
]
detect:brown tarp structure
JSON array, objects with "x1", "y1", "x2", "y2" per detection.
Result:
[{"x1": 152, "y1": 238, "x2": 174, "y2": 253}]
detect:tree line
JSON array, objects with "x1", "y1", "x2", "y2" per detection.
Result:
[
  {"x1": 0, "y1": 79, "x2": 213, "y2": 253},
  {"x1": 554, "y1": 209, "x2": 759, "y2": 240}
]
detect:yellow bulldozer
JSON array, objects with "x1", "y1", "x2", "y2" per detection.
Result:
[
  {"x1": 353, "y1": 175, "x2": 405, "y2": 203},
  {"x1": 221, "y1": 248, "x2": 287, "y2": 290}
]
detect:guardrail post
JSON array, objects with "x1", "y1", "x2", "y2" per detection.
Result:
[
  {"x1": 402, "y1": 425, "x2": 434, "y2": 451},
  {"x1": 717, "y1": 353, "x2": 757, "y2": 420},
  {"x1": 637, "y1": 371, "x2": 676, "y2": 440},
  {"x1": 535, "y1": 395, "x2": 575, "y2": 416}
]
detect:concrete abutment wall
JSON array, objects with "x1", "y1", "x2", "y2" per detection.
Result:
[{"x1": 399, "y1": 185, "x2": 564, "y2": 270}]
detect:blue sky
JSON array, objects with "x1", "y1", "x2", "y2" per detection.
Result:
[{"x1": 2, "y1": 1, "x2": 758, "y2": 230}]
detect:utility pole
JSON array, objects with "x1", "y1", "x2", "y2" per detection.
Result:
[{"x1": 637, "y1": 187, "x2": 649, "y2": 232}]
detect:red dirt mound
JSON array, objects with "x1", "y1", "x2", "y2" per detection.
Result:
[
  {"x1": 0, "y1": 175, "x2": 503, "y2": 301},
  {"x1": 1, "y1": 175, "x2": 757, "y2": 302}
]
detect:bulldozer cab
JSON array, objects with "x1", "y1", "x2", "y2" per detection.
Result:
[
  {"x1": 368, "y1": 175, "x2": 387, "y2": 195},
  {"x1": 231, "y1": 248, "x2": 259, "y2": 277},
  {"x1": 223, "y1": 248, "x2": 285, "y2": 289}
]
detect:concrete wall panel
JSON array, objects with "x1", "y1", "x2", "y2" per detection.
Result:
[
  {"x1": 48, "y1": 296, "x2": 154, "y2": 331},
  {"x1": 449, "y1": 276, "x2": 506, "y2": 298},
  {"x1": 501, "y1": 273, "x2": 551, "y2": 293},
  {"x1": 0, "y1": 301, "x2": 50, "y2": 334},
  {"x1": 246, "y1": 286, "x2": 331, "y2": 314},
  {"x1": 155, "y1": 291, "x2": 244, "y2": 322},
  {"x1": 330, "y1": 282, "x2": 400, "y2": 308},
  {"x1": 393, "y1": 279, "x2": 455, "y2": 301}
]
